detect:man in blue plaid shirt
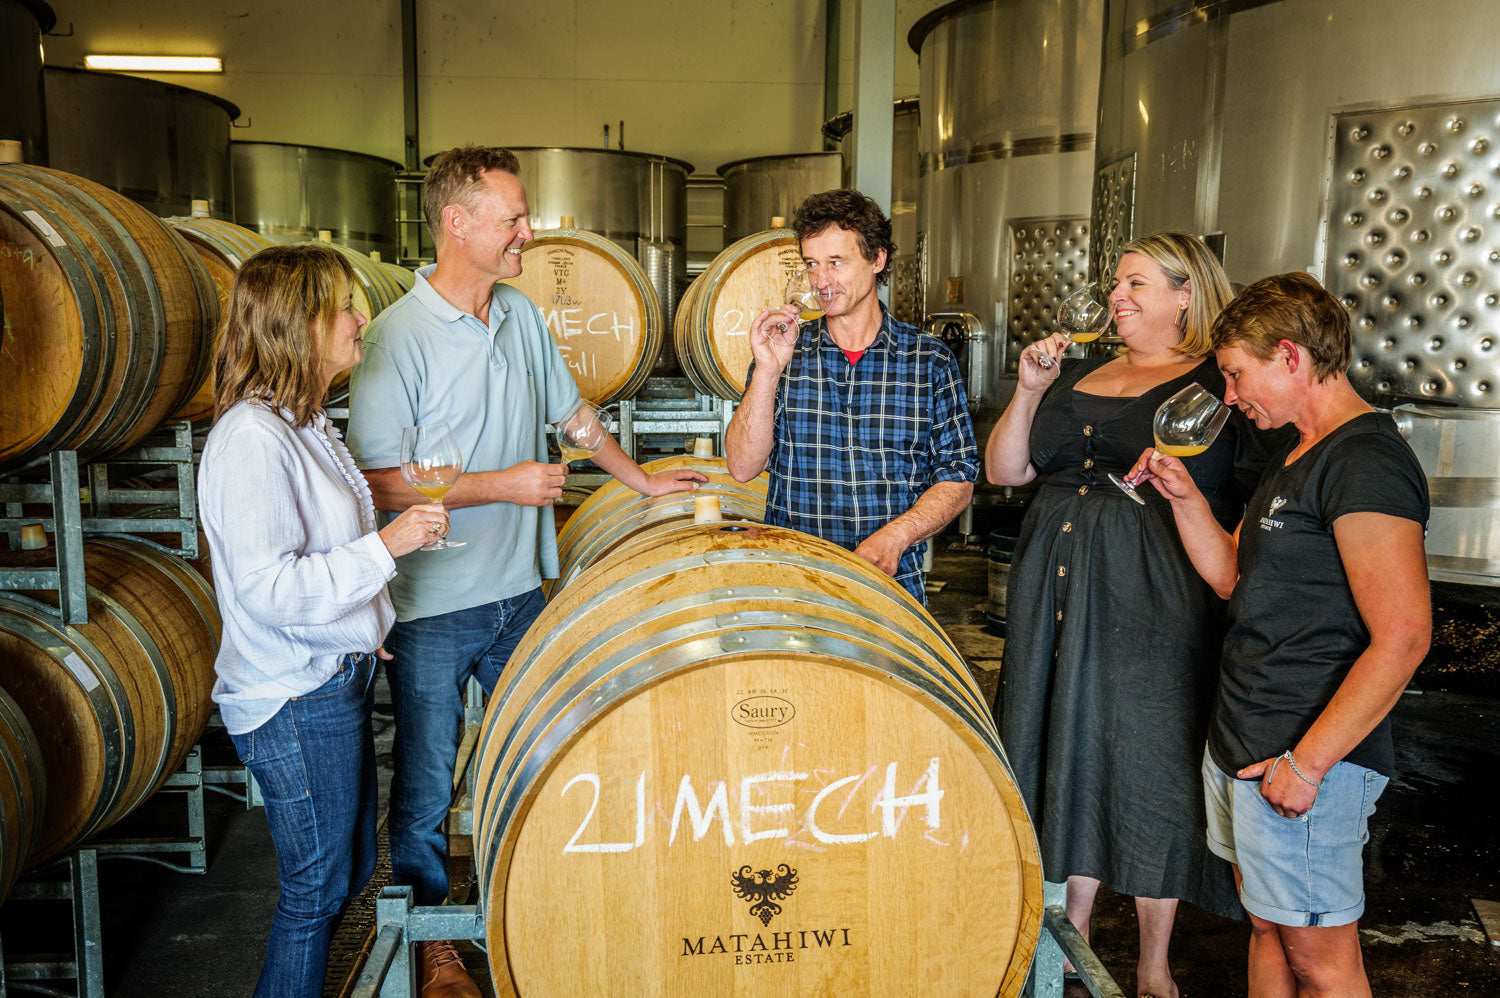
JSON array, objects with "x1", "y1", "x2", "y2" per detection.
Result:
[{"x1": 725, "y1": 189, "x2": 977, "y2": 604}]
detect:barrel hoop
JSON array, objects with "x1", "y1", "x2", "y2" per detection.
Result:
[
  {"x1": 550, "y1": 544, "x2": 970, "y2": 701},
  {"x1": 164, "y1": 227, "x2": 216, "y2": 409},
  {"x1": 554, "y1": 461, "x2": 752, "y2": 547},
  {"x1": 16, "y1": 166, "x2": 168, "y2": 452},
  {"x1": 0, "y1": 740, "x2": 19, "y2": 885},
  {"x1": 0, "y1": 692, "x2": 44, "y2": 866},
  {"x1": 559, "y1": 494, "x2": 767, "y2": 583},
  {"x1": 0, "y1": 176, "x2": 110, "y2": 459},
  {"x1": 0, "y1": 689, "x2": 44, "y2": 802},
  {"x1": 87, "y1": 586, "x2": 177, "y2": 796},
  {"x1": 0, "y1": 699, "x2": 33, "y2": 860},
  {"x1": 0, "y1": 595, "x2": 131, "y2": 844},
  {"x1": 476, "y1": 624, "x2": 1006, "y2": 905}
]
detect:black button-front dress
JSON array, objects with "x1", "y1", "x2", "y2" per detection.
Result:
[{"x1": 995, "y1": 355, "x2": 1275, "y2": 919}]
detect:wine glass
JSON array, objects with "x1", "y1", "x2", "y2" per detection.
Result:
[
  {"x1": 1108, "y1": 383, "x2": 1231, "y2": 505},
  {"x1": 401, "y1": 423, "x2": 466, "y2": 550},
  {"x1": 775, "y1": 269, "x2": 824, "y2": 334},
  {"x1": 554, "y1": 400, "x2": 612, "y2": 467},
  {"x1": 1034, "y1": 282, "x2": 1111, "y2": 370}
]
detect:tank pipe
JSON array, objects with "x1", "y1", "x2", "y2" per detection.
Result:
[{"x1": 401, "y1": 0, "x2": 419, "y2": 171}]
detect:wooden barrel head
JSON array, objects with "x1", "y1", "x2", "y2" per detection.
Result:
[
  {"x1": 477, "y1": 524, "x2": 1041, "y2": 996},
  {"x1": 0, "y1": 201, "x2": 89, "y2": 460},
  {"x1": 0, "y1": 686, "x2": 44, "y2": 904},
  {"x1": 503, "y1": 656, "x2": 1032, "y2": 997},
  {"x1": 679, "y1": 230, "x2": 803, "y2": 400},
  {"x1": 503, "y1": 229, "x2": 664, "y2": 405}
]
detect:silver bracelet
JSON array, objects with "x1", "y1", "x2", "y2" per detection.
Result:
[{"x1": 1281, "y1": 749, "x2": 1324, "y2": 788}]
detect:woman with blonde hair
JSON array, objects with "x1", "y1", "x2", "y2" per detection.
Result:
[
  {"x1": 986, "y1": 233, "x2": 1285, "y2": 997},
  {"x1": 198, "y1": 244, "x2": 448, "y2": 996}
]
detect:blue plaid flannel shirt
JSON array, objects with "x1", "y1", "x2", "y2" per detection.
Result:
[{"x1": 746, "y1": 308, "x2": 978, "y2": 603}]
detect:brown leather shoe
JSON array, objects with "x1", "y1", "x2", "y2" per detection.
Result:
[{"x1": 418, "y1": 940, "x2": 481, "y2": 998}]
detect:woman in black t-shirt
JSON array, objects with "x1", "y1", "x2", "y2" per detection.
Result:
[{"x1": 1129, "y1": 272, "x2": 1430, "y2": 998}]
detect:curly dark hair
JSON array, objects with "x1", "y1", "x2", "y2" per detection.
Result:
[
  {"x1": 423, "y1": 145, "x2": 522, "y2": 248},
  {"x1": 791, "y1": 189, "x2": 896, "y2": 286}
]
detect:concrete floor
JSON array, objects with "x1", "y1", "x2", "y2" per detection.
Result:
[{"x1": 6, "y1": 544, "x2": 1497, "y2": 996}]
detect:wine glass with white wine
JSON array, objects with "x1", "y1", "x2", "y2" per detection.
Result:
[
  {"x1": 401, "y1": 423, "x2": 466, "y2": 550},
  {"x1": 1108, "y1": 383, "x2": 1231, "y2": 505},
  {"x1": 1034, "y1": 282, "x2": 1111, "y2": 370},
  {"x1": 553, "y1": 401, "x2": 612, "y2": 468},
  {"x1": 775, "y1": 269, "x2": 824, "y2": 334}
]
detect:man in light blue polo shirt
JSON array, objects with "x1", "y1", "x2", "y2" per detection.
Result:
[{"x1": 345, "y1": 145, "x2": 703, "y2": 998}]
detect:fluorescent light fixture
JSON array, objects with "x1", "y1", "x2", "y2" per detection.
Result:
[{"x1": 84, "y1": 55, "x2": 223, "y2": 72}]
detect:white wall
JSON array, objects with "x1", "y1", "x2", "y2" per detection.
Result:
[{"x1": 42, "y1": 0, "x2": 855, "y2": 174}]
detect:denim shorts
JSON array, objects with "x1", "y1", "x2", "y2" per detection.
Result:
[{"x1": 1202, "y1": 748, "x2": 1388, "y2": 927}]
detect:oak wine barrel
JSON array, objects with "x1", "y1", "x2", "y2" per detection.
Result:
[
  {"x1": 674, "y1": 227, "x2": 803, "y2": 400},
  {"x1": 0, "y1": 686, "x2": 45, "y2": 904},
  {"x1": 379, "y1": 260, "x2": 415, "y2": 295},
  {"x1": 0, "y1": 536, "x2": 220, "y2": 863},
  {"x1": 0, "y1": 164, "x2": 218, "y2": 469},
  {"x1": 502, "y1": 225, "x2": 664, "y2": 405},
  {"x1": 164, "y1": 215, "x2": 276, "y2": 421},
  {"x1": 548, "y1": 454, "x2": 768, "y2": 595},
  {"x1": 474, "y1": 524, "x2": 1042, "y2": 996}
]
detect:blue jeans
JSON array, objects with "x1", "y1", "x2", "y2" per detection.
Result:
[
  {"x1": 384, "y1": 588, "x2": 546, "y2": 905},
  {"x1": 230, "y1": 652, "x2": 378, "y2": 998}
]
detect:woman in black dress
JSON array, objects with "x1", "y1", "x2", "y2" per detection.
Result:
[{"x1": 985, "y1": 233, "x2": 1267, "y2": 998}]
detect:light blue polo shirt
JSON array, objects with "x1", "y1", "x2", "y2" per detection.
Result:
[{"x1": 346, "y1": 266, "x2": 582, "y2": 622}]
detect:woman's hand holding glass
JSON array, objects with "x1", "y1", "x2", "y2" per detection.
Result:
[
  {"x1": 1019, "y1": 334, "x2": 1069, "y2": 390},
  {"x1": 1032, "y1": 282, "x2": 1112, "y2": 371},
  {"x1": 1112, "y1": 383, "x2": 1231, "y2": 505},
  {"x1": 378, "y1": 501, "x2": 452, "y2": 558}
]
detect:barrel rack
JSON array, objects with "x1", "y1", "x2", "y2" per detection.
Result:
[
  {"x1": 0, "y1": 850, "x2": 103, "y2": 998},
  {"x1": 0, "y1": 423, "x2": 254, "y2": 998},
  {"x1": 348, "y1": 885, "x2": 1126, "y2": 997},
  {"x1": 615, "y1": 377, "x2": 737, "y2": 462}
]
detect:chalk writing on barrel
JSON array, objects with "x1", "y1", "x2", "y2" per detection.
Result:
[{"x1": 558, "y1": 758, "x2": 946, "y2": 854}]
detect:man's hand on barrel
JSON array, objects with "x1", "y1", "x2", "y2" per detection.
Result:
[
  {"x1": 638, "y1": 468, "x2": 708, "y2": 497},
  {"x1": 853, "y1": 526, "x2": 905, "y2": 577}
]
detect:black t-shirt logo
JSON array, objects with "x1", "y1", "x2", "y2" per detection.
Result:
[{"x1": 1260, "y1": 495, "x2": 1287, "y2": 531}]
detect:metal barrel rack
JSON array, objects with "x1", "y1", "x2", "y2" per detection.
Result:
[
  {"x1": 0, "y1": 850, "x2": 104, "y2": 998},
  {"x1": 0, "y1": 422, "x2": 255, "y2": 995}
]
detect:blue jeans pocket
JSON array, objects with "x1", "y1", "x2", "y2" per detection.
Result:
[
  {"x1": 235, "y1": 711, "x2": 311, "y2": 804},
  {"x1": 231, "y1": 727, "x2": 256, "y2": 765}
]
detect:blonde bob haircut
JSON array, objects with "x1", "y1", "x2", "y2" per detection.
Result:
[
  {"x1": 1117, "y1": 232, "x2": 1233, "y2": 357},
  {"x1": 213, "y1": 244, "x2": 356, "y2": 427}
]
